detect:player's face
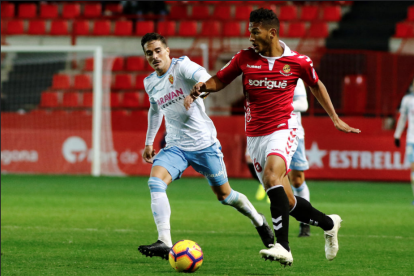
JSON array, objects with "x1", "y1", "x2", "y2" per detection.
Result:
[
  {"x1": 144, "y1": 40, "x2": 171, "y2": 75},
  {"x1": 248, "y1": 22, "x2": 276, "y2": 55}
]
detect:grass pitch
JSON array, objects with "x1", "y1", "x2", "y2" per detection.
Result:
[{"x1": 1, "y1": 175, "x2": 414, "y2": 275}]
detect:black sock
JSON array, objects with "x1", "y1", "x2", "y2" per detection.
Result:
[
  {"x1": 247, "y1": 162, "x2": 260, "y2": 182},
  {"x1": 267, "y1": 186, "x2": 290, "y2": 252},
  {"x1": 290, "y1": 196, "x2": 334, "y2": 231}
]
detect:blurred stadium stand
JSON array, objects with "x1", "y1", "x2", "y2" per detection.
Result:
[{"x1": 1, "y1": 1, "x2": 414, "y2": 117}]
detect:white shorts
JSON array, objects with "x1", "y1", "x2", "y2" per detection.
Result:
[{"x1": 247, "y1": 129, "x2": 299, "y2": 184}]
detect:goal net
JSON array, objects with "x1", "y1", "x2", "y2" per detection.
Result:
[{"x1": 1, "y1": 46, "x2": 123, "y2": 176}]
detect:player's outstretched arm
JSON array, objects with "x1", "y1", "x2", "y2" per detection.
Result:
[
  {"x1": 309, "y1": 80, "x2": 361, "y2": 134},
  {"x1": 184, "y1": 75, "x2": 228, "y2": 110}
]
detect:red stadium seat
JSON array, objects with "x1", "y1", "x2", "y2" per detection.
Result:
[
  {"x1": 114, "y1": 21, "x2": 132, "y2": 36},
  {"x1": 190, "y1": 5, "x2": 210, "y2": 20},
  {"x1": 50, "y1": 20, "x2": 69, "y2": 35},
  {"x1": 82, "y1": 93, "x2": 93, "y2": 108},
  {"x1": 261, "y1": 4, "x2": 276, "y2": 13},
  {"x1": 408, "y1": 6, "x2": 414, "y2": 21},
  {"x1": 62, "y1": 3, "x2": 80, "y2": 19},
  {"x1": 62, "y1": 92, "x2": 80, "y2": 107},
  {"x1": 135, "y1": 75, "x2": 147, "y2": 90},
  {"x1": 223, "y1": 22, "x2": 241, "y2": 37},
  {"x1": 112, "y1": 57, "x2": 125, "y2": 71},
  {"x1": 157, "y1": 21, "x2": 176, "y2": 36},
  {"x1": 39, "y1": 4, "x2": 58, "y2": 19},
  {"x1": 84, "y1": 57, "x2": 94, "y2": 71},
  {"x1": 73, "y1": 74, "x2": 92, "y2": 90},
  {"x1": 342, "y1": 75, "x2": 367, "y2": 115},
  {"x1": 300, "y1": 6, "x2": 319, "y2": 21},
  {"x1": 169, "y1": 5, "x2": 188, "y2": 20},
  {"x1": 286, "y1": 22, "x2": 306, "y2": 37},
  {"x1": 84, "y1": 3, "x2": 102, "y2": 18},
  {"x1": 141, "y1": 92, "x2": 151, "y2": 108},
  {"x1": 322, "y1": 6, "x2": 341, "y2": 21},
  {"x1": 136, "y1": 21, "x2": 154, "y2": 36},
  {"x1": 178, "y1": 21, "x2": 198, "y2": 37},
  {"x1": 204, "y1": 1, "x2": 220, "y2": 4},
  {"x1": 1, "y1": 2, "x2": 15, "y2": 18},
  {"x1": 189, "y1": 56, "x2": 203, "y2": 66},
  {"x1": 52, "y1": 74, "x2": 71, "y2": 90},
  {"x1": 126, "y1": 56, "x2": 146, "y2": 71},
  {"x1": 40, "y1": 92, "x2": 59, "y2": 108},
  {"x1": 28, "y1": 20, "x2": 46, "y2": 35},
  {"x1": 93, "y1": 20, "x2": 111, "y2": 36},
  {"x1": 201, "y1": 21, "x2": 221, "y2": 37},
  {"x1": 104, "y1": 3, "x2": 123, "y2": 14},
  {"x1": 73, "y1": 20, "x2": 90, "y2": 35},
  {"x1": 234, "y1": 6, "x2": 253, "y2": 21},
  {"x1": 122, "y1": 92, "x2": 140, "y2": 108},
  {"x1": 110, "y1": 93, "x2": 120, "y2": 107},
  {"x1": 213, "y1": 6, "x2": 231, "y2": 21},
  {"x1": 394, "y1": 22, "x2": 414, "y2": 38},
  {"x1": 308, "y1": 22, "x2": 329, "y2": 38},
  {"x1": 278, "y1": 5, "x2": 298, "y2": 21},
  {"x1": 18, "y1": 3, "x2": 37, "y2": 18},
  {"x1": 113, "y1": 74, "x2": 133, "y2": 90},
  {"x1": 6, "y1": 20, "x2": 24, "y2": 35}
]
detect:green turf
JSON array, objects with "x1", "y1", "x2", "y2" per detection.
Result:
[{"x1": 1, "y1": 175, "x2": 413, "y2": 275}]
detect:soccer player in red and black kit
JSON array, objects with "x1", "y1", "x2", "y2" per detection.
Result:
[{"x1": 184, "y1": 8, "x2": 360, "y2": 266}]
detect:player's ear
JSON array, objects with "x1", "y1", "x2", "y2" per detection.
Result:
[
  {"x1": 166, "y1": 47, "x2": 170, "y2": 56},
  {"x1": 269, "y1": 28, "x2": 277, "y2": 39}
]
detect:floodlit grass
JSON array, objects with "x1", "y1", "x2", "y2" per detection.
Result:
[{"x1": 1, "y1": 175, "x2": 414, "y2": 275}]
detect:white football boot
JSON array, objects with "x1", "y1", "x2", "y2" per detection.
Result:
[
  {"x1": 260, "y1": 243, "x2": 293, "y2": 267},
  {"x1": 324, "y1": 214, "x2": 342, "y2": 260}
]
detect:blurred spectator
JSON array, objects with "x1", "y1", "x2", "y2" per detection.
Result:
[{"x1": 121, "y1": 1, "x2": 167, "y2": 17}]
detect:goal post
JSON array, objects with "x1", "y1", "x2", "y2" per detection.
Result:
[{"x1": 1, "y1": 45, "x2": 119, "y2": 176}]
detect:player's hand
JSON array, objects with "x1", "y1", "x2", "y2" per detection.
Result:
[
  {"x1": 332, "y1": 116, "x2": 361, "y2": 133},
  {"x1": 142, "y1": 145, "x2": 156, "y2": 164},
  {"x1": 185, "y1": 82, "x2": 205, "y2": 110},
  {"x1": 184, "y1": 95, "x2": 194, "y2": 111},
  {"x1": 394, "y1": 138, "x2": 400, "y2": 148}
]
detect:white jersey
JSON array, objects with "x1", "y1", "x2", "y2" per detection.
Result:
[
  {"x1": 144, "y1": 56, "x2": 217, "y2": 151},
  {"x1": 293, "y1": 79, "x2": 307, "y2": 139},
  {"x1": 395, "y1": 93, "x2": 414, "y2": 143}
]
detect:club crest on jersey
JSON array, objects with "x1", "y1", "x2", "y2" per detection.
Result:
[
  {"x1": 169, "y1": 74, "x2": 174, "y2": 84},
  {"x1": 280, "y1": 64, "x2": 292, "y2": 76}
]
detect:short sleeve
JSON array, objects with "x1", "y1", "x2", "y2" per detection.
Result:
[
  {"x1": 216, "y1": 51, "x2": 243, "y2": 84},
  {"x1": 177, "y1": 56, "x2": 206, "y2": 82},
  {"x1": 299, "y1": 55, "x2": 319, "y2": 87}
]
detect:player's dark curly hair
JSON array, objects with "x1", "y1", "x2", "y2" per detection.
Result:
[
  {"x1": 141, "y1": 33, "x2": 167, "y2": 51},
  {"x1": 249, "y1": 8, "x2": 280, "y2": 36}
]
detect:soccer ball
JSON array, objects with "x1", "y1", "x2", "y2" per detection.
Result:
[{"x1": 169, "y1": 240, "x2": 203, "y2": 273}]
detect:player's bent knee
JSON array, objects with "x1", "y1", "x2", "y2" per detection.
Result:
[{"x1": 148, "y1": 177, "x2": 168, "y2": 193}]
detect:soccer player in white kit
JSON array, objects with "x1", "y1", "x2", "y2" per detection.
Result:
[
  {"x1": 137, "y1": 33, "x2": 274, "y2": 260},
  {"x1": 394, "y1": 78, "x2": 414, "y2": 205},
  {"x1": 185, "y1": 8, "x2": 361, "y2": 266}
]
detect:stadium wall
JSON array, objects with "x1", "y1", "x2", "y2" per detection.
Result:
[{"x1": 1, "y1": 113, "x2": 409, "y2": 182}]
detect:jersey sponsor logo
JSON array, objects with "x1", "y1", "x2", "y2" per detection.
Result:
[
  {"x1": 156, "y1": 88, "x2": 185, "y2": 108},
  {"x1": 169, "y1": 74, "x2": 174, "y2": 84},
  {"x1": 248, "y1": 78, "x2": 287, "y2": 89},
  {"x1": 247, "y1": 64, "x2": 261, "y2": 69},
  {"x1": 280, "y1": 64, "x2": 293, "y2": 76}
]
